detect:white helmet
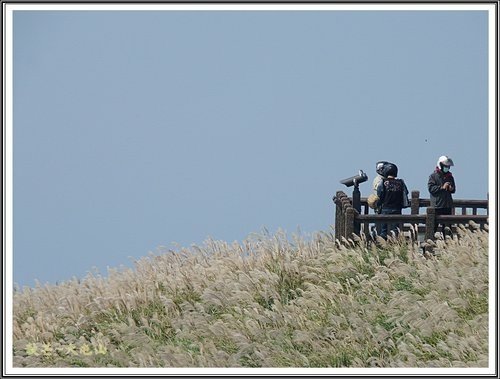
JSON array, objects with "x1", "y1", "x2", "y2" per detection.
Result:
[{"x1": 437, "y1": 155, "x2": 454, "y2": 168}]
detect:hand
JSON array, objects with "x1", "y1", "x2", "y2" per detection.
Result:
[{"x1": 442, "y1": 182, "x2": 453, "y2": 191}]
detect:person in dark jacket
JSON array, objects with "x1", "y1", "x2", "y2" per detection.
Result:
[
  {"x1": 428, "y1": 155, "x2": 456, "y2": 235},
  {"x1": 376, "y1": 163, "x2": 409, "y2": 239},
  {"x1": 371, "y1": 161, "x2": 395, "y2": 214}
]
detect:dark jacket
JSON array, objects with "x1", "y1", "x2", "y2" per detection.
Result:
[
  {"x1": 428, "y1": 168, "x2": 456, "y2": 209},
  {"x1": 376, "y1": 178, "x2": 408, "y2": 210}
]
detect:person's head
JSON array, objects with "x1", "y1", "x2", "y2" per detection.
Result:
[
  {"x1": 384, "y1": 163, "x2": 398, "y2": 178},
  {"x1": 437, "y1": 155, "x2": 454, "y2": 173}
]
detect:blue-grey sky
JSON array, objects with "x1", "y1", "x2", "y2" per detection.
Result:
[{"x1": 12, "y1": 8, "x2": 490, "y2": 288}]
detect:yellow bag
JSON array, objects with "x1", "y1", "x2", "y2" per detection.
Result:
[{"x1": 367, "y1": 194, "x2": 379, "y2": 209}]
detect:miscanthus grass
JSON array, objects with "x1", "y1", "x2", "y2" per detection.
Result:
[{"x1": 13, "y1": 224, "x2": 489, "y2": 368}]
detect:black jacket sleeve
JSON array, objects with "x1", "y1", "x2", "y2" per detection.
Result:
[
  {"x1": 428, "y1": 173, "x2": 442, "y2": 195},
  {"x1": 449, "y1": 176, "x2": 456, "y2": 194}
]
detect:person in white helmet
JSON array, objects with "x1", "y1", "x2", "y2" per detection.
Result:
[{"x1": 428, "y1": 155, "x2": 456, "y2": 235}]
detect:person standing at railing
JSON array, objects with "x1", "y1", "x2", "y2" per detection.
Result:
[
  {"x1": 376, "y1": 163, "x2": 409, "y2": 239},
  {"x1": 428, "y1": 155, "x2": 456, "y2": 236},
  {"x1": 369, "y1": 161, "x2": 394, "y2": 237},
  {"x1": 369, "y1": 161, "x2": 396, "y2": 213}
]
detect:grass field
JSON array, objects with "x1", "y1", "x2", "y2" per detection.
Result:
[{"x1": 12, "y1": 223, "x2": 489, "y2": 368}]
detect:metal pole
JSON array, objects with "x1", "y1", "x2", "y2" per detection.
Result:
[{"x1": 352, "y1": 182, "x2": 361, "y2": 234}]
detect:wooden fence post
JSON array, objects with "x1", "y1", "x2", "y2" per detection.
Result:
[
  {"x1": 334, "y1": 191, "x2": 343, "y2": 241},
  {"x1": 411, "y1": 190, "x2": 420, "y2": 215},
  {"x1": 425, "y1": 207, "x2": 436, "y2": 240},
  {"x1": 341, "y1": 194, "x2": 351, "y2": 239}
]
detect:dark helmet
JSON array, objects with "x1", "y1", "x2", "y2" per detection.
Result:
[
  {"x1": 383, "y1": 163, "x2": 398, "y2": 177},
  {"x1": 376, "y1": 161, "x2": 398, "y2": 177}
]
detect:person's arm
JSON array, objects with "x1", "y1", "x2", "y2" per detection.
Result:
[
  {"x1": 402, "y1": 180, "x2": 410, "y2": 208},
  {"x1": 428, "y1": 174, "x2": 443, "y2": 195},
  {"x1": 449, "y1": 176, "x2": 456, "y2": 194},
  {"x1": 403, "y1": 180, "x2": 409, "y2": 196}
]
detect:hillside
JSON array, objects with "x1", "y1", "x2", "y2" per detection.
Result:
[{"x1": 12, "y1": 224, "x2": 489, "y2": 368}]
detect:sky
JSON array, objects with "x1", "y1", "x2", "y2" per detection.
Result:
[{"x1": 9, "y1": 5, "x2": 492, "y2": 288}]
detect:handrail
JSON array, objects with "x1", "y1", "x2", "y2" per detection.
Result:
[
  {"x1": 356, "y1": 214, "x2": 488, "y2": 223},
  {"x1": 359, "y1": 197, "x2": 488, "y2": 208},
  {"x1": 333, "y1": 189, "x2": 488, "y2": 242}
]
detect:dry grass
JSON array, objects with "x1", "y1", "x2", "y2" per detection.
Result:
[{"x1": 12, "y1": 225, "x2": 489, "y2": 368}]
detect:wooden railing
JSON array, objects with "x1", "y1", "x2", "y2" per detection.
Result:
[{"x1": 333, "y1": 190, "x2": 488, "y2": 241}]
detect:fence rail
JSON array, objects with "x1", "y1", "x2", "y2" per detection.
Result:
[{"x1": 333, "y1": 190, "x2": 488, "y2": 241}]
